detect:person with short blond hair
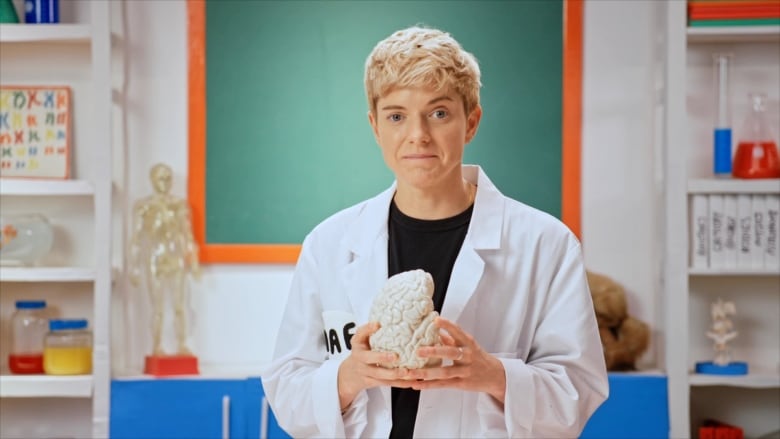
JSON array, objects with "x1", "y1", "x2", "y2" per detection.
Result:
[
  {"x1": 263, "y1": 25, "x2": 608, "y2": 438},
  {"x1": 364, "y1": 26, "x2": 482, "y2": 117}
]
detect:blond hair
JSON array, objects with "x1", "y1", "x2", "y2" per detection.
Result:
[{"x1": 364, "y1": 26, "x2": 481, "y2": 116}]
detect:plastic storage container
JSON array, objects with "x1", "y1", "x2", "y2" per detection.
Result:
[
  {"x1": 43, "y1": 319, "x2": 92, "y2": 375},
  {"x1": 9, "y1": 300, "x2": 48, "y2": 374}
]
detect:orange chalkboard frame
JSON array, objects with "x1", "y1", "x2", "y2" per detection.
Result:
[{"x1": 188, "y1": 0, "x2": 584, "y2": 264}]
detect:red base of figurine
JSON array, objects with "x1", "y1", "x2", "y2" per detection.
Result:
[{"x1": 144, "y1": 355, "x2": 199, "y2": 377}]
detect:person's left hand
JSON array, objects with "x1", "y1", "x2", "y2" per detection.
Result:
[{"x1": 406, "y1": 317, "x2": 507, "y2": 404}]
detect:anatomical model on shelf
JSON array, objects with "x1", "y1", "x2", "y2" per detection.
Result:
[
  {"x1": 695, "y1": 298, "x2": 748, "y2": 375},
  {"x1": 707, "y1": 298, "x2": 738, "y2": 366},
  {"x1": 129, "y1": 163, "x2": 201, "y2": 376}
]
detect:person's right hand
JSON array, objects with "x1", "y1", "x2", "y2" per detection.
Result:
[{"x1": 336, "y1": 321, "x2": 415, "y2": 412}]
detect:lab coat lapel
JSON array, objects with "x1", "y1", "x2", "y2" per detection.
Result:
[
  {"x1": 340, "y1": 183, "x2": 395, "y2": 416},
  {"x1": 341, "y1": 229, "x2": 395, "y2": 427},
  {"x1": 440, "y1": 166, "x2": 503, "y2": 324},
  {"x1": 342, "y1": 236, "x2": 388, "y2": 326},
  {"x1": 441, "y1": 241, "x2": 484, "y2": 323},
  {"x1": 341, "y1": 184, "x2": 395, "y2": 326}
]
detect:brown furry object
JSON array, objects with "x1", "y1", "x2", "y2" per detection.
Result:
[{"x1": 587, "y1": 271, "x2": 650, "y2": 371}]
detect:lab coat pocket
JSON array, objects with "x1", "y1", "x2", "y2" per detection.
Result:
[{"x1": 322, "y1": 310, "x2": 356, "y2": 360}]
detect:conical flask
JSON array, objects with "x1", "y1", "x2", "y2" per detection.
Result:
[{"x1": 732, "y1": 93, "x2": 780, "y2": 179}]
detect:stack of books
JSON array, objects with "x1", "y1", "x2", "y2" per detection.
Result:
[
  {"x1": 688, "y1": 0, "x2": 780, "y2": 27},
  {"x1": 690, "y1": 192, "x2": 780, "y2": 271}
]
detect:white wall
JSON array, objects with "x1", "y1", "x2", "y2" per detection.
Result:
[
  {"x1": 115, "y1": 0, "x2": 663, "y2": 375},
  {"x1": 581, "y1": 0, "x2": 663, "y2": 369}
]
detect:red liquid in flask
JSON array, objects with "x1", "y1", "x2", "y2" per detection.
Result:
[
  {"x1": 8, "y1": 353, "x2": 44, "y2": 374},
  {"x1": 732, "y1": 141, "x2": 780, "y2": 179}
]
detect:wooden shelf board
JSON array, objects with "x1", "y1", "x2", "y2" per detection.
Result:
[
  {"x1": 689, "y1": 371, "x2": 780, "y2": 389},
  {"x1": 688, "y1": 178, "x2": 780, "y2": 194},
  {"x1": 0, "y1": 267, "x2": 96, "y2": 282},
  {"x1": 0, "y1": 374, "x2": 93, "y2": 397},
  {"x1": 0, "y1": 179, "x2": 94, "y2": 196},
  {"x1": 0, "y1": 24, "x2": 91, "y2": 43},
  {"x1": 687, "y1": 25, "x2": 780, "y2": 43}
]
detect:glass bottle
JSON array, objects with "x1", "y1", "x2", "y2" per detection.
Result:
[
  {"x1": 44, "y1": 319, "x2": 93, "y2": 375},
  {"x1": 9, "y1": 300, "x2": 48, "y2": 374},
  {"x1": 732, "y1": 93, "x2": 780, "y2": 179}
]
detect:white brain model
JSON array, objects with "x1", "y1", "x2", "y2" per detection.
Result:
[{"x1": 369, "y1": 269, "x2": 441, "y2": 369}]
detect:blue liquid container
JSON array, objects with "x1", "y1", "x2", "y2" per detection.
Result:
[
  {"x1": 713, "y1": 128, "x2": 732, "y2": 175},
  {"x1": 24, "y1": 0, "x2": 58, "y2": 24}
]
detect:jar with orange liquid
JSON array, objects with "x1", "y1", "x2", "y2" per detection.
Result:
[
  {"x1": 732, "y1": 93, "x2": 780, "y2": 179},
  {"x1": 43, "y1": 319, "x2": 92, "y2": 375}
]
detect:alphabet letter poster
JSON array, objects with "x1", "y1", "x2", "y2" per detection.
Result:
[{"x1": 0, "y1": 86, "x2": 71, "y2": 179}]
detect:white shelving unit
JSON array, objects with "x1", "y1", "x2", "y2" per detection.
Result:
[
  {"x1": 689, "y1": 369, "x2": 780, "y2": 389},
  {"x1": 0, "y1": 2, "x2": 113, "y2": 438},
  {"x1": 687, "y1": 25, "x2": 780, "y2": 43},
  {"x1": 0, "y1": 23, "x2": 91, "y2": 43},
  {"x1": 0, "y1": 375, "x2": 93, "y2": 398},
  {"x1": 689, "y1": 267, "x2": 780, "y2": 276},
  {"x1": 688, "y1": 178, "x2": 780, "y2": 194},
  {"x1": 663, "y1": 4, "x2": 780, "y2": 438},
  {"x1": 0, "y1": 179, "x2": 94, "y2": 196},
  {"x1": 0, "y1": 267, "x2": 97, "y2": 282}
]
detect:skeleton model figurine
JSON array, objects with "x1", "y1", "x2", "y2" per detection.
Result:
[
  {"x1": 129, "y1": 163, "x2": 201, "y2": 357},
  {"x1": 706, "y1": 298, "x2": 738, "y2": 366}
]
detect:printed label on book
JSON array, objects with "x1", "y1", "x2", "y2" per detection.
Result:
[
  {"x1": 736, "y1": 194, "x2": 753, "y2": 270},
  {"x1": 709, "y1": 195, "x2": 725, "y2": 269},
  {"x1": 691, "y1": 194, "x2": 709, "y2": 268},
  {"x1": 765, "y1": 195, "x2": 779, "y2": 272},
  {"x1": 723, "y1": 195, "x2": 738, "y2": 269},
  {"x1": 752, "y1": 195, "x2": 767, "y2": 269}
]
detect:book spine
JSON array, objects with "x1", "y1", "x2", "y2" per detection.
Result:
[
  {"x1": 688, "y1": 17, "x2": 780, "y2": 26},
  {"x1": 690, "y1": 11, "x2": 780, "y2": 20},
  {"x1": 723, "y1": 194, "x2": 738, "y2": 269},
  {"x1": 737, "y1": 194, "x2": 754, "y2": 269},
  {"x1": 765, "y1": 194, "x2": 780, "y2": 272},
  {"x1": 752, "y1": 195, "x2": 767, "y2": 269},
  {"x1": 692, "y1": 194, "x2": 710, "y2": 268},
  {"x1": 709, "y1": 195, "x2": 726, "y2": 269}
]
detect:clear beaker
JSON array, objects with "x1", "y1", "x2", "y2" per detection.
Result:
[{"x1": 732, "y1": 93, "x2": 780, "y2": 179}]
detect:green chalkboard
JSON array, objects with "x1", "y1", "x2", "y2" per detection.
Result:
[{"x1": 204, "y1": 0, "x2": 563, "y2": 245}]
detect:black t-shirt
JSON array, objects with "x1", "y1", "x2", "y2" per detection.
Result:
[{"x1": 387, "y1": 199, "x2": 473, "y2": 439}]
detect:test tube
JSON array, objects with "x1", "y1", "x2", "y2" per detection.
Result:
[{"x1": 712, "y1": 53, "x2": 733, "y2": 176}]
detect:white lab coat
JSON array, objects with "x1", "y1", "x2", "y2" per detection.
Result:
[{"x1": 262, "y1": 165, "x2": 608, "y2": 438}]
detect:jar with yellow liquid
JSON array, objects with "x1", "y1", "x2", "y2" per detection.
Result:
[{"x1": 44, "y1": 319, "x2": 92, "y2": 375}]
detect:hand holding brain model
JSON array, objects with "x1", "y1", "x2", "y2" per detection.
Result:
[{"x1": 368, "y1": 269, "x2": 441, "y2": 369}]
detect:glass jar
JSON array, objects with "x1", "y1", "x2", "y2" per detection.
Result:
[
  {"x1": 0, "y1": 213, "x2": 54, "y2": 266},
  {"x1": 9, "y1": 300, "x2": 48, "y2": 374},
  {"x1": 43, "y1": 319, "x2": 92, "y2": 375}
]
